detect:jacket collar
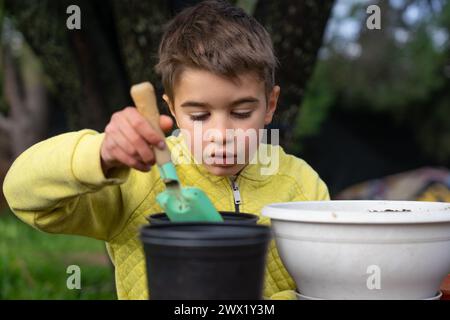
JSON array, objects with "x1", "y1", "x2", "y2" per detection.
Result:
[{"x1": 167, "y1": 133, "x2": 278, "y2": 183}]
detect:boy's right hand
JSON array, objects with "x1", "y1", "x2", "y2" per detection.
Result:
[{"x1": 100, "y1": 107, "x2": 173, "y2": 175}]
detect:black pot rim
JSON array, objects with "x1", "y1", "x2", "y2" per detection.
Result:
[
  {"x1": 145, "y1": 211, "x2": 258, "y2": 223},
  {"x1": 140, "y1": 223, "x2": 271, "y2": 247}
]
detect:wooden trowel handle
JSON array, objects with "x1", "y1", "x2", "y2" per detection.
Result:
[{"x1": 130, "y1": 82, "x2": 172, "y2": 166}]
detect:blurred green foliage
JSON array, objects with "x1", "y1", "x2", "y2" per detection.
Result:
[
  {"x1": 295, "y1": 63, "x2": 335, "y2": 139},
  {"x1": 0, "y1": 210, "x2": 116, "y2": 299},
  {"x1": 296, "y1": 0, "x2": 450, "y2": 163}
]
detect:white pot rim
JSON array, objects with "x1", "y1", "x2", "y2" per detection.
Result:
[
  {"x1": 294, "y1": 290, "x2": 444, "y2": 300},
  {"x1": 262, "y1": 200, "x2": 450, "y2": 224}
]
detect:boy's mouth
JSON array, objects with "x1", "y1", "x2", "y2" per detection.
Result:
[
  {"x1": 207, "y1": 153, "x2": 238, "y2": 165},
  {"x1": 212, "y1": 152, "x2": 236, "y2": 158}
]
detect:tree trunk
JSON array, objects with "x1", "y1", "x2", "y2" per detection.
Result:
[
  {"x1": 4, "y1": 0, "x2": 334, "y2": 147},
  {"x1": 2, "y1": 45, "x2": 48, "y2": 159},
  {"x1": 254, "y1": 0, "x2": 334, "y2": 152},
  {"x1": 4, "y1": 0, "x2": 132, "y2": 131}
]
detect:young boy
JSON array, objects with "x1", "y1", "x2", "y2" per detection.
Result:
[{"x1": 3, "y1": 0, "x2": 329, "y2": 300}]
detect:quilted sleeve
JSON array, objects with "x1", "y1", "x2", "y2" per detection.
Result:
[{"x1": 3, "y1": 129, "x2": 134, "y2": 241}]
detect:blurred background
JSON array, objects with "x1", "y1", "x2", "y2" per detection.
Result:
[{"x1": 0, "y1": 0, "x2": 449, "y2": 299}]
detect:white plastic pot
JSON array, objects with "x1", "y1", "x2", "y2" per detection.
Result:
[{"x1": 262, "y1": 200, "x2": 450, "y2": 300}]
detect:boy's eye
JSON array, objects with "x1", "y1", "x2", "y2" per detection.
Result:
[
  {"x1": 189, "y1": 111, "x2": 252, "y2": 121},
  {"x1": 190, "y1": 113, "x2": 210, "y2": 121},
  {"x1": 232, "y1": 111, "x2": 252, "y2": 119}
]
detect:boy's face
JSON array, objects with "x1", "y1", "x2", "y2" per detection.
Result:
[{"x1": 163, "y1": 67, "x2": 280, "y2": 177}]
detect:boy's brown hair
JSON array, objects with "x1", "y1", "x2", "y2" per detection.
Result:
[{"x1": 155, "y1": 0, "x2": 277, "y2": 103}]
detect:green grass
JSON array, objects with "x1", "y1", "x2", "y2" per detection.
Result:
[{"x1": 0, "y1": 209, "x2": 116, "y2": 299}]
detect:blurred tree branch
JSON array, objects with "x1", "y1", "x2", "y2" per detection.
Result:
[
  {"x1": 0, "y1": 114, "x2": 11, "y2": 132},
  {"x1": 1, "y1": 39, "x2": 48, "y2": 158}
]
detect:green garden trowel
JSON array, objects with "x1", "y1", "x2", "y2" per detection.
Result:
[{"x1": 130, "y1": 82, "x2": 223, "y2": 223}]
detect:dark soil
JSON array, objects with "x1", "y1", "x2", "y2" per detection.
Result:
[{"x1": 368, "y1": 209, "x2": 412, "y2": 213}]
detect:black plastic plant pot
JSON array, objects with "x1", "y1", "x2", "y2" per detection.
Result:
[
  {"x1": 146, "y1": 211, "x2": 259, "y2": 225},
  {"x1": 140, "y1": 223, "x2": 271, "y2": 300}
]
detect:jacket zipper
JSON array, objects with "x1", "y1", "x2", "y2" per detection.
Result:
[{"x1": 229, "y1": 177, "x2": 241, "y2": 214}]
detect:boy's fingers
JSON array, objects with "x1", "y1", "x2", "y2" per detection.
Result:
[
  {"x1": 115, "y1": 115, "x2": 155, "y2": 164},
  {"x1": 124, "y1": 108, "x2": 164, "y2": 146},
  {"x1": 100, "y1": 138, "x2": 117, "y2": 164},
  {"x1": 108, "y1": 126, "x2": 136, "y2": 156},
  {"x1": 110, "y1": 139, "x2": 152, "y2": 172},
  {"x1": 111, "y1": 130, "x2": 155, "y2": 165},
  {"x1": 159, "y1": 115, "x2": 174, "y2": 133}
]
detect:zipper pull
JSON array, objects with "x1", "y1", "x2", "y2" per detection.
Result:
[{"x1": 231, "y1": 179, "x2": 241, "y2": 205}]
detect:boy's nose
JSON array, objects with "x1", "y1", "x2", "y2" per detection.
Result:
[
  {"x1": 205, "y1": 129, "x2": 235, "y2": 149},
  {"x1": 205, "y1": 118, "x2": 232, "y2": 143}
]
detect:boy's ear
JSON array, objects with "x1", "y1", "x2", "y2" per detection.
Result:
[
  {"x1": 163, "y1": 94, "x2": 177, "y2": 117},
  {"x1": 162, "y1": 94, "x2": 180, "y2": 127},
  {"x1": 264, "y1": 85, "x2": 280, "y2": 125}
]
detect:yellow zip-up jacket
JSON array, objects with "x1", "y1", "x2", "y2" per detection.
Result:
[{"x1": 3, "y1": 129, "x2": 329, "y2": 300}]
